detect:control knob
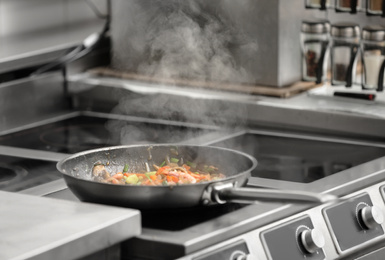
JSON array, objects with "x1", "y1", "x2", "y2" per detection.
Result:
[
  {"x1": 233, "y1": 256, "x2": 246, "y2": 260},
  {"x1": 359, "y1": 205, "x2": 384, "y2": 229},
  {"x1": 300, "y1": 229, "x2": 325, "y2": 254},
  {"x1": 230, "y1": 250, "x2": 247, "y2": 260}
]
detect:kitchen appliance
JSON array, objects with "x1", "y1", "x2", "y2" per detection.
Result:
[
  {"x1": 1, "y1": 106, "x2": 385, "y2": 259},
  {"x1": 0, "y1": 112, "x2": 218, "y2": 192},
  {"x1": 3, "y1": 2, "x2": 385, "y2": 259},
  {"x1": 0, "y1": 155, "x2": 60, "y2": 192}
]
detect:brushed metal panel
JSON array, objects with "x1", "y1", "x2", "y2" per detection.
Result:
[
  {"x1": 0, "y1": 72, "x2": 69, "y2": 133},
  {"x1": 110, "y1": 0, "x2": 276, "y2": 86},
  {"x1": 1, "y1": 0, "x2": 66, "y2": 37}
]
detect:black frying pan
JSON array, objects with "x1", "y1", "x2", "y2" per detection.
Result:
[{"x1": 56, "y1": 144, "x2": 337, "y2": 209}]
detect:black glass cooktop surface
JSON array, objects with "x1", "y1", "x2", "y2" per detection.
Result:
[
  {"x1": 0, "y1": 155, "x2": 60, "y2": 192},
  {"x1": 211, "y1": 132, "x2": 385, "y2": 183},
  {"x1": 0, "y1": 115, "x2": 214, "y2": 154},
  {"x1": 45, "y1": 187, "x2": 246, "y2": 231},
  {"x1": 140, "y1": 203, "x2": 246, "y2": 231}
]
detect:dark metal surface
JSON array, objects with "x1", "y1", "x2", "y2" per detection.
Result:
[{"x1": 208, "y1": 130, "x2": 385, "y2": 183}]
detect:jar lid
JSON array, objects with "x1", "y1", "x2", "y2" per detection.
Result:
[
  {"x1": 301, "y1": 19, "x2": 330, "y2": 34},
  {"x1": 331, "y1": 22, "x2": 360, "y2": 38},
  {"x1": 362, "y1": 25, "x2": 385, "y2": 41}
]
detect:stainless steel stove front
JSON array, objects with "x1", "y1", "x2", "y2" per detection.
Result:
[
  {"x1": 176, "y1": 179, "x2": 385, "y2": 260},
  {"x1": 3, "y1": 111, "x2": 385, "y2": 260}
]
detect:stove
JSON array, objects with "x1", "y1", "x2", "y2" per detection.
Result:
[
  {"x1": 0, "y1": 112, "x2": 218, "y2": 154},
  {"x1": 3, "y1": 1, "x2": 385, "y2": 257},
  {"x1": 209, "y1": 130, "x2": 385, "y2": 183},
  {"x1": 0, "y1": 156, "x2": 59, "y2": 192},
  {"x1": 3, "y1": 110, "x2": 385, "y2": 260},
  {"x1": 0, "y1": 112, "x2": 218, "y2": 192}
]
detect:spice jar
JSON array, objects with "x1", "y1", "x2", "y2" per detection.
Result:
[
  {"x1": 361, "y1": 25, "x2": 385, "y2": 91},
  {"x1": 330, "y1": 22, "x2": 360, "y2": 87},
  {"x1": 300, "y1": 19, "x2": 330, "y2": 83},
  {"x1": 366, "y1": 0, "x2": 384, "y2": 15},
  {"x1": 305, "y1": 0, "x2": 331, "y2": 9},
  {"x1": 335, "y1": 0, "x2": 361, "y2": 13}
]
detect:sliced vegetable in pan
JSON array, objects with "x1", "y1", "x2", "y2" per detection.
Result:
[{"x1": 91, "y1": 148, "x2": 226, "y2": 186}]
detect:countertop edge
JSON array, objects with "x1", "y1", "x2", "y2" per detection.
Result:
[{"x1": 0, "y1": 191, "x2": 141, "y2": 260}]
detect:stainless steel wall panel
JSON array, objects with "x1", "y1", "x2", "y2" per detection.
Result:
[
  {"x1": 110, "y1": 0, "x2": 385, "y2": 88},
  {"x1": 0, "y1": 0, "x2": 107, "y2": 73},
  {"x1": 0, "y1": 0, "x2": 66, "y2": 37},
  {"x1": 0, "y1": 73, "x2": 69, "y2": 133}
]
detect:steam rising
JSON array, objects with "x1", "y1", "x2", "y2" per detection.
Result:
[
  {"x1": 138, "y1": 9, "x2": 247, "y2": 83},
  {"x1": 111, "y1": 0, "x2": 258, "y2": 84},
  {"x1": 109, "y1": 1, "x2": 258, "y2": 144}
]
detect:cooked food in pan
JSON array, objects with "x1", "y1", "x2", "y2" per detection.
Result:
[
  {"x1": 58, "y1": 145, "x2": 335, "y2": 209},
  {"x1": 92, "y1": 156, "x2": 226, "y2": 186}
]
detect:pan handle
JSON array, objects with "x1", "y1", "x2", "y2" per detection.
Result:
[{"x1": 211, "y1": 183, "x2": 338, "y2": 205}]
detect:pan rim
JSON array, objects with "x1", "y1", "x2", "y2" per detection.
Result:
[{"x1": 56, "y1": 144, "x2": 258, "y2": 187}]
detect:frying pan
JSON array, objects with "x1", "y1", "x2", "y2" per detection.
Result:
[{"x1": 56, "y1": 144, "x2": 337, "y2": 209}]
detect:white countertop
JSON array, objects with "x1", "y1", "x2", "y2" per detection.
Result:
[{"x1": 0, "y1": 191, "x2": 140, "y2": 260}]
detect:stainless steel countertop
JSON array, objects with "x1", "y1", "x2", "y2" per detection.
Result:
[
  {"x1": 69, "y1": 74, "x2": 385, "y2": 139},
  {"x1": 0, "y1": 20, "x2": 105, "y2": 74},
  {"x1": 0, "y1": 190, "x2": 141, "y2": 260}
]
